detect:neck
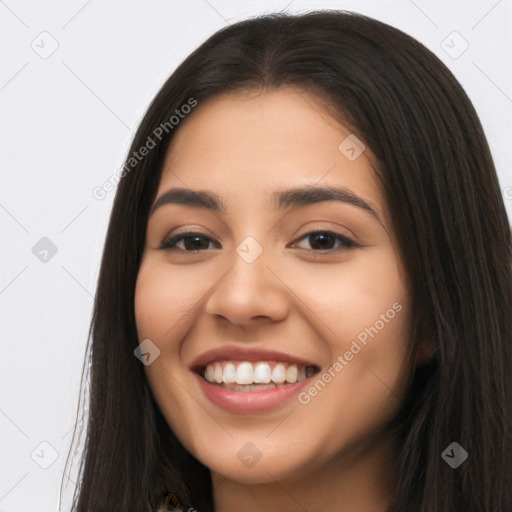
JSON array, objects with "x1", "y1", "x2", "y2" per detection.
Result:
[{"x1": 211, "y1": 432, "x2": 399, "y2": 512}]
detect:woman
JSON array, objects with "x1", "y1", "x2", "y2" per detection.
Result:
[{"x1": 65, "y1": 10, "x2": 512, "y2": 512}]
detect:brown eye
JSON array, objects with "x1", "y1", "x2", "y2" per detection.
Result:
[
  {"x1": 159, "y1": 232, "x2": 220, "y2": 251},
  {"x1": 290, "y1": 231, "x2": 358, "y2": 251}
]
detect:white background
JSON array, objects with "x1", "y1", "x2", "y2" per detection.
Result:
[{"x1": 1, "y1": 1, "x2": 511, "y2": 510}]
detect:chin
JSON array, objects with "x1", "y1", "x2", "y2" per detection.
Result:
[{"x1": 190, "y1": 437, "x2": 322, "y2": 485}]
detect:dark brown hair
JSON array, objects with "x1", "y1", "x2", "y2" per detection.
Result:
[{"x1": 64, "y1": 10, "x2": 512, "y2": 511}]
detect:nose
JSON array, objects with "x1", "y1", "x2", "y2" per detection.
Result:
[{"x1": 204, "y1": 247, "x2": 291, "y2": 326}]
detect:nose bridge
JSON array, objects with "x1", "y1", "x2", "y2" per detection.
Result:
[{"x1": 204, "y1": 236, "x2": 290, "y2": 324}]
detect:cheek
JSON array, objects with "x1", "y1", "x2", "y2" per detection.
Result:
[
  {"x1": 291, "y1": 247, "x2": 410, "y2": 426},
  {"x1": 134, "y1": 260, "x2": 202, "y2": 436},
  {"x1": 286, "y1": 245, "x2": 409, "y2": 351},
  {"x1": 134, "y1": 259, "x2": 204, "y2": 341}
]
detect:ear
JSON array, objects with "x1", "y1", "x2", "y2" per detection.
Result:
[{"x1": 414, "y1": 338, "x2": 436, "y2": 367}]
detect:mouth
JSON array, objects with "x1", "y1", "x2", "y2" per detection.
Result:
[
  {"x1": 189, "y1": 348, "x2": 321, "y2": 414},
  {"x1": 193, "y1": 360, "x2": 319, "y2": 392}
]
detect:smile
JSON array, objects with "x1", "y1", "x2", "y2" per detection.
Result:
[
  {"x1": 190, "y1": 347, "x2": 321, "y2": 414},
  {"x1": 201, "y1": 361, "x2": 316, "y2": 390}
]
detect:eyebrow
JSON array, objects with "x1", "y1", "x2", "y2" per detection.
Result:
[{"x1": 149, "y1": 185, "x2": 381, "y2": 221}]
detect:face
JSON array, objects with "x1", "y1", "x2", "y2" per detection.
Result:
[{"x1": 134, "y1": 88, "x2": 414, "y2": 485}]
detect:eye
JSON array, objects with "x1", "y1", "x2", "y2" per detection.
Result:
[
  {"x1": 159, "y1": 230, "x2": 359, "y2": 253},
  {"x1": 288, "y1": 230, "x2": 358, "y2": 251},
  {"x1": 159, "y1": 232, "x2": 220, "y2": 251}
]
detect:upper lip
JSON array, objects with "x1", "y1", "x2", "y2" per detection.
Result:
[{"x1": 189, "y1": 345, "x2": 319, "y2": 371}]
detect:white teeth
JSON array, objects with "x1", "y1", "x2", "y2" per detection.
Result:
[
  {"x1": 205, "y1": 364, "x2": 214, "y2": 382},
  {"x1": 285, "y1": 365, "x2": 298, "y2": 383},
  {"x1": 202, "y1": 361, "x2": 314, "y2": 386},
  {"x1": 214, "y1": 362, "x2": 223, "y2": 384},
  {"x1": 253, "y1": 362, "x2": 272, "y2": 383},
  {"x1": 223, "y1": 362, "x2": 236, "y2": 383},
  {"x1": 235, "y1": 362, "x2": 253, "y2": 385},
  {"x1": 271, "y1": 363, "x2": 286, "y2": 383}
]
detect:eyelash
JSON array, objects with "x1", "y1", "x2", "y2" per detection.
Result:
[{"x1": 159, "y1": 230, "x2": 359, "y2": 253}]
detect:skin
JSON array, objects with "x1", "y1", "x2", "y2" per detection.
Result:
[{"x1": 134, "y1": 88, "x2": 426, "y2": 511}]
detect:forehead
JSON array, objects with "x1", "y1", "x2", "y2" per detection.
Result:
[{"x1": 157, "y1": 88, "x2": 386, "y2": 222}]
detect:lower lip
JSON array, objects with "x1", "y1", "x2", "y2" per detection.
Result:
[{"x1": 193, "y1": 372, "x2": 312, "y2": 414}]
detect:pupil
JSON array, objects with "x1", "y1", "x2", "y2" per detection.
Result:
[
  {"x1": 311, "y1": 233, "x2": 333, "y2": 249},
  {"x1": 185, "y1": 236, "x2": 208, "y2": 250}
]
